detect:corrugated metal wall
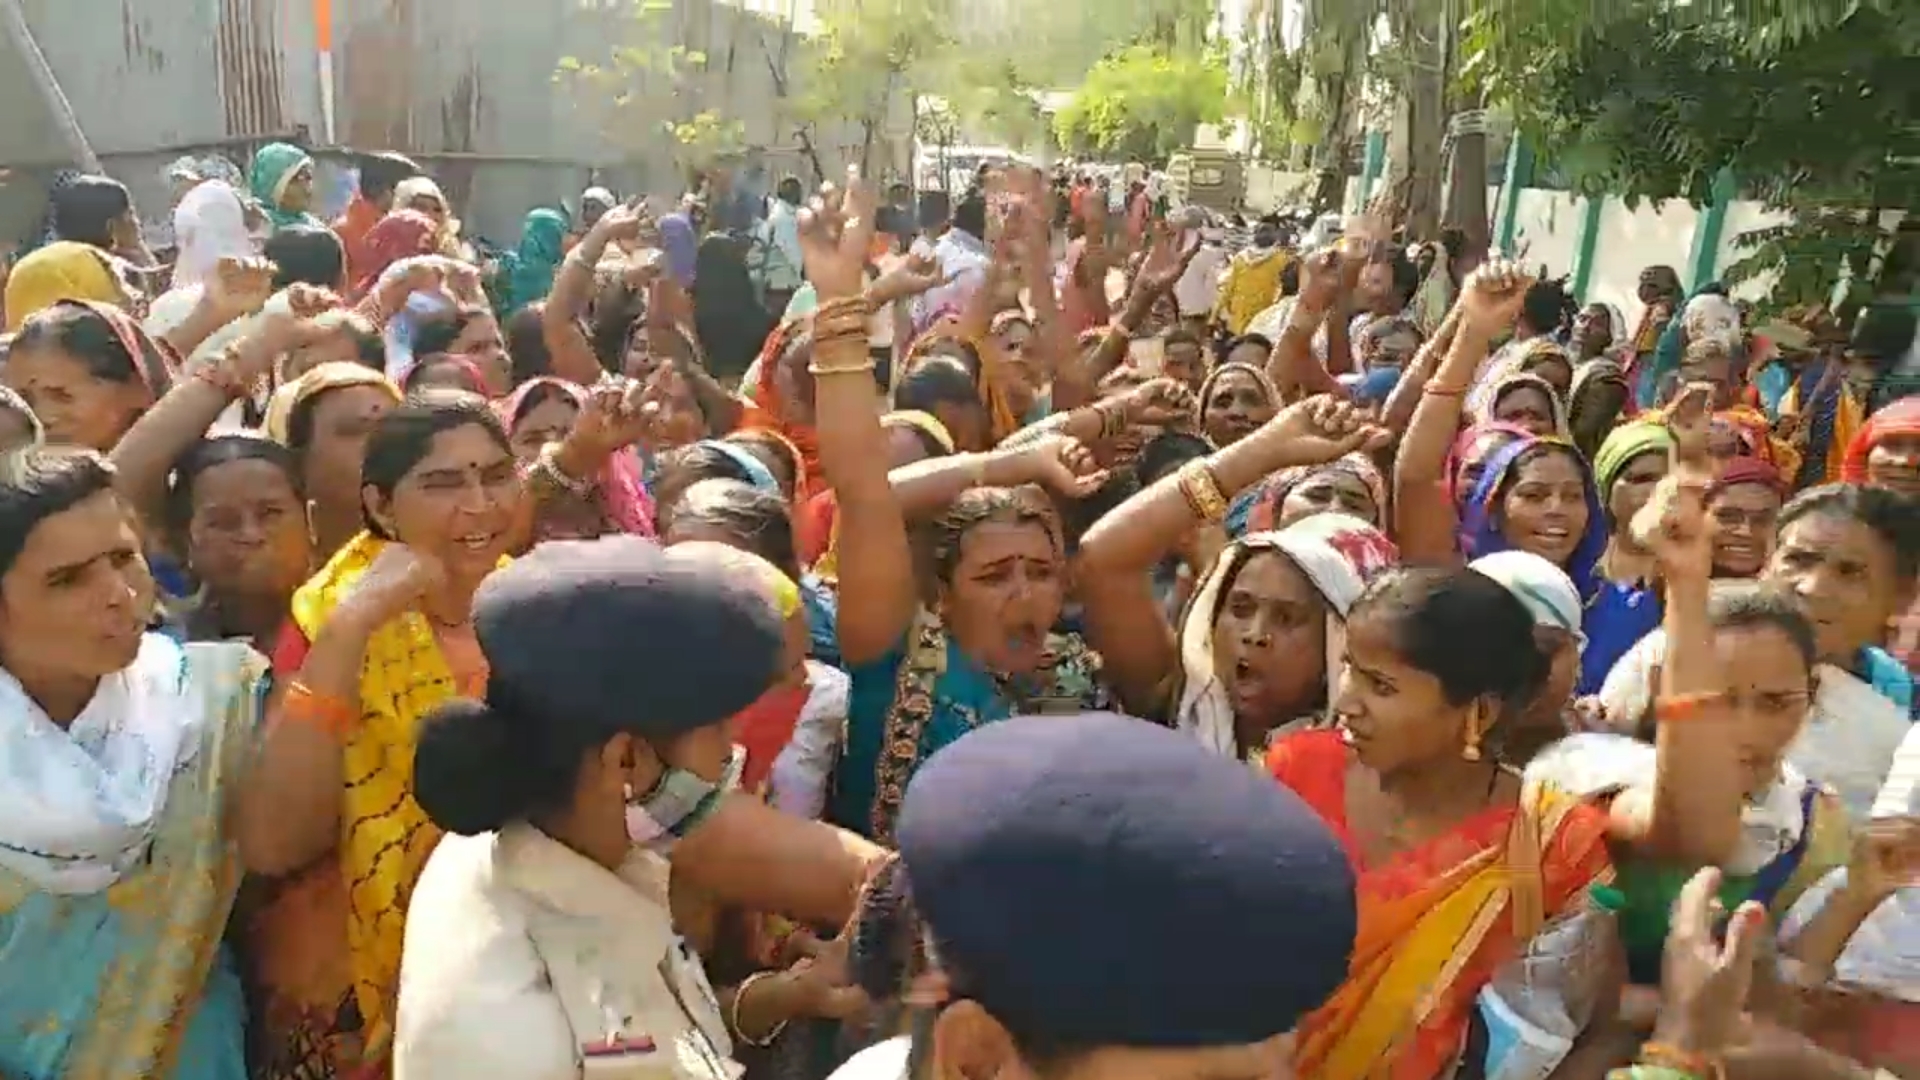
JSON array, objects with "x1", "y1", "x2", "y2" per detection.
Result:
[{"x1": 2, "y1": 0, "x2": 908, "y2": 246}]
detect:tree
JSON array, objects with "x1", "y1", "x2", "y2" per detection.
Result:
[
  {"x1": 555, "y1": 0, "x2": 743, "y2": 177},
  {"x1": 1461, "y1": 0, "x2": 1917, "y2": 311},
  {"x1": 1052, "y1": 45, "x2": 1229, "y2": 162},
  {"x1": 794, "y1": 0, "x2": 953, "y2": 176}
]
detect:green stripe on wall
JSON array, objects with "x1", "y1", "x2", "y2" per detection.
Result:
[
  {"x1": 1569, "y1": 196, "x2": 1604, "y2": 301},
  {"x1": 1495, "y1": 136, "x2": 1534, "y2": 255},
  {"x1": 1685, "y1": 169, "x2": 1738, "y2": 291}
]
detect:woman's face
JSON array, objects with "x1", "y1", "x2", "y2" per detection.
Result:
[
  {"x1": 1766, "y1": 511, "x2": 1906, "y2": 665},
  {"x1": 994, "y1": 319, "x2": 1033, "y2": 359},
  {"x1": 1200, "y1": 370, "x2": 1274, "y2": 448},
  {"x1": 1572, "y1": 305, "x2": 1614, "y2": 359},
  {"x1": 1714, "y1": 623, "x2": 1814, "y2": 799},
  {"x1": 1491, "y1": 385, "x2": 1556, "y2": 436},
  {"x1": 1164, "y1": 339, "x2": 1207, "y2": 390},
  {"x1": 509, "y1": 395, "x2": 579, "y2": 464},
  {"x1": 281, "y1": 162, "x2": 315, "y2": 213},
  {"x1": 187, "y1": 458, "x2": 311, "y2": 605},
  {"x1": 1708, "y1": 481, "x2": 1782, "y2": 578},
  {"x1": 371, "y1": 423, "x2": 520, "y2": 583},
  {"x1": 0, "y1": 489, "x2": 151, "y2": 683},
  {"x1": 1453, "y1": 430, "x2": 1519, "y2": 506},
  {"x1": 2, "y1": 347, "x2": 146, "y2": 451},
  {"x1": 303, "y1": 386, "x2": 396, "y2": 526},
  {"x1": 1866, "y1": 433, "x2": 1920, "y2": 498},
  {"x1": 1333, "y1": 610, "x2": 1476, "y2": 777},
  {"x1": 1210, "y1": 550, "x2": 1329, "y2": 726},
  {"x1": 1606, "y1": 449, "x2": 1669, "y2": 531},
  {"x1": 407, "y1": 193, "x2": 449, "y2": 225},
  {"x1": 453, "y1": 313, "x2": 510, "y2": 395},
  {"x1": 1521, "y1": 354, "x2": 1573, "y2": 400},
  {"x1": 645, "y1": 365, "x2": 707, "y2": 450},
  {"x1": 1497, "y1": 449, "x2": 1589, "y2": 566},
  {"x1": 1278, "y1": 469, "x2": 1379, "y2": 529},
  {"x1": 939, "y1": 518, "x2": 1064, "y2": 677}
]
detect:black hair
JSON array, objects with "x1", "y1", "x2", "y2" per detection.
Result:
[
  {"x1": 1778, "y1": 483, "x2": 1920, "y2": 581},
  {"x1": 359, "y1": 390, "x2": 510, "y2": 539},
  {"x1": 358, "y1": 152, "x2": 420, "y2": 202},
  {"x1": 401, "y1": 354, "x2": 484, "y2": 396},
  {"x1": 1375, "y1": 247, "x2": 1420, "y2": 310},
  {"x1": 264, "y1": 225, "x2": 347, "y2": 290},
  {"x1": 12, "y1": 303, "x2": 172, "y2": 398},
  {"x1": 1851, "y1": 304, "x2": 1920, "y2": 367},
  {"x1": 414, "y1": 694, "x2": 595, "y2": 835},
  {"x1": 952, "y1": 195, "x2": 988, "y2": 240},
  {"x1": 51, "y1": 175, "x2": 133, "y2": 249},
  {"x1": 1135, "y1": 432, "x2": 1213, "y2": 486},
  {"x1": 504, "y1": 304, "x2": 554, "y2": 386},
  {"x1": 928, "y1": 485, "x2": 1059, "y2": 585},
  {"x1": 343, "y1": 317, "x2": 388, "y2": 370},
  {"x1": 588, "y1": 278, "x2": 645, "y2": 373},
  {"x1": 164, "y1": 435, "x2": 305, "y2": 549},
  {"x1": 1708, "y1": 582, "x2": 1817, "y2": 673},
  {"x1": 1162, "y1": 326, "x2": 1202, "y2": 350},
  {"x1": 505, "y1": 380, "x2": 577, "y2": 430},
  {"x1": 0, "y1": 447, "x2": 117, "y2": 581},
  {"x1": 1222, "y1": 333, "x2": 1274, "y2": 362},
  {"x1": 1520, "y1": 278, "x2": 1572, "y2": 337},
  {"x1": 651, "y1": 442, "x2": 764, "y2": 530},
  {"x1": 776, "y1": 176, "x2": 804, "y2": 203},
  {"x1": 1697, "y1": 280, "x2": 1729, "y2": 298},
  {"x1": 665, "y1": 478, "x2": 801, "y2": 582},
  {"x1": 895, "y1": 356, "x2": 983, "y2": 418},
  {"x1": 410, "y1": 310, "x2": 482, "y2": 359},
  {"x1": 1350, "y1": 566, "x2": 1549, "y2": 710},
  {"x1": 1278, "y1": 259, "x2": 1300, "y2": 298}
]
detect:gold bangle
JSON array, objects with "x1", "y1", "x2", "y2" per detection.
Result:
[
  {"x1": 1093, "y1": 400, "x2": 1128, "y2": 440},
  {"x1": 729, "y1": 970, "x2": 790, "y2": 1048},
  {"x1": 1177, "y1": 460, "x2": 1230, "y2": 522},
  {"x1": 814, "y1": 295, "x2": 874, "y2": 321},
  {"x1": 806, "y1": 346, "x2": 876, "y2": 377}
]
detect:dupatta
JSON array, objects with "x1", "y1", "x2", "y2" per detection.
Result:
[{"x1": 288, "y1": 532, "x2": 506, "y2": 1060}]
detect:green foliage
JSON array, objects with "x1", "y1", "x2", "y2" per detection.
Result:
[
  {"x1": 1052, "y1": 45, "x2": 1229, "y2": 162},
  {"x1": 799, "y1": 0, "x2": 953, "y2": 133},
  {"x1": 1724, "y1": 212, "x2": 1903, "y2": 320},
  {"x1": 1461, "y1": 0, "x2": 1917, "y2": 207},
  {"x1": 555, "y1": 0, "x2": 731, "y2": 168}
]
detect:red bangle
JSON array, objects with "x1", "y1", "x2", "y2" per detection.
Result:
[
  {"x1": 282, "y1": 680, "x2": 356, "y2": 740},
  {"x1": 1652, "y1": 691, "x2": 1727, "y2": 723}
]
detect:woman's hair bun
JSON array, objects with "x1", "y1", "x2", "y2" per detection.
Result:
[{"x1": 412, "y1": 698, "x2": 538, "y2": 835}]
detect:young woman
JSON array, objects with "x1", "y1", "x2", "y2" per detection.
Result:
[
  {"x1": 263, "y1": 361, "x2": 404, "y2": 562},
  {"x1": 235, "y1": 393, "x2": 525, "y2": 1077},
  {"x1": 0, "y1": 448, "x2": 269, "y2": 1080},
  {"x1": 4, "y1": 300, "x2": 172, "y2": 451}
]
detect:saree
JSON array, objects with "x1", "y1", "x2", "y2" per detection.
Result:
[
  {"x1": 0, "y1": 639, "x2": 267, "y2": 1080},
  {"x1": 1271, "y1": 730, "x2": 1612, "y2": 1080},
  {"x1": 285, "y1": 532, "x2": 503, "y2": 1063}
]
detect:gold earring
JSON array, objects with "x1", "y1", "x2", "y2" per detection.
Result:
[{"x1": 1462, "y1": 724, "x2": 1482, "y2": 762}]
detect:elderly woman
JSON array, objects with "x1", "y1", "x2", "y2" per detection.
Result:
[{"x1": 249, "y1": 143, "x2": 323, "y2": 231}]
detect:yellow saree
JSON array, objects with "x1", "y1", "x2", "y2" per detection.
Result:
[{"x1": 288, "y1": 531, "x2": 502, "y2": 1059}]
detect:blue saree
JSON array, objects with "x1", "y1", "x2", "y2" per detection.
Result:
[{"x1": 0, "y1": 639, "x2": 267, "y2": 1080}]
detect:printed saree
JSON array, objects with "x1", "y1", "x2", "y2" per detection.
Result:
[
  {"x1": 0, "y1": 639, "x2": 267, "y2": 1080},
  {"x1": 282, "y1": 532, "x2": 501, "y2": 1067},
  {"x1": 1270, "y1": 730, "x2": 1612, "y2": 1080}
]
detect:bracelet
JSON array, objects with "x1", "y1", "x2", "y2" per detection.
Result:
[
  {"x1": 729, "y1": 970, "x2": 790, "y2": 1048},
  {"x1": 806, "y1": 346, "x2": 876, "y2": 378},
  {"x1": 1638, "y1": 1041, "x2": 1722, "y2": 1079},
  {"x1": 283, "y1": 680, "x2": 356, "y2": 740},
  {"x1": 191, "y1": 349, "x2": 251, "y2": 398},
  {"x1": 1177, "y1": 460, "x2": 1230, "y2": 523},
  {"x1": 1423, "y1": 383, "x2": 1466, "y2": 398},
  {"x1": 1093, "y1": 399, "x2": 1128, "y2": 440},
  {"x1": 533, "y1": 443, "x2": 595, "y2": 499},
  {"x1": 814, "y1": 295, "x2": 874, "y2": 321},
  {"x1": 1652, "y1": 690, "x2": 1728, "y2": 723}
]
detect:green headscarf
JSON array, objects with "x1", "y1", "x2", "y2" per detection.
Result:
[
  {"x1": 1591, "y1": 419, "x2": 1674, "y2": 505},
  {"x1": 249, "y1": 143, "x2": 321, "y2": 230},
  {"x1": 501, "y1": 208, "x2": 570, "y2": 314}
]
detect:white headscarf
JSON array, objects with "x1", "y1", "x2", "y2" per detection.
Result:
[
  {"x1": 171, "y1": 180, "x2": 254, "y2": 290},
  {"x1": 1470, "y1": 550, "x2": 1586, "y2": 652},
  {"x1": 0, "y1": 634, "x2": 205, "y2": 892},
  {"x1": 1176, "y1": 513, "x2": 1399, "y2": 757}
]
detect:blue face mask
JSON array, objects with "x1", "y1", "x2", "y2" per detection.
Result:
[{"x1": 623, "y1": 745, "x2": 744, "y2": 855}]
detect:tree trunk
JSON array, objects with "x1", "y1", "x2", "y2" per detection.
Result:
[{"x1": 1379, "y1": 0, "x2": 1446, "y2": 239}]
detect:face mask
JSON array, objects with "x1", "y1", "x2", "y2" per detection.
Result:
[{"x1": 624, "y1": 744, "x2": 744, "y2": 854}]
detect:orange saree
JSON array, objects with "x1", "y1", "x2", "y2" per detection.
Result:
[{"x1": 1268, "y1": 730, "x2": 1613, "y2": 1080}]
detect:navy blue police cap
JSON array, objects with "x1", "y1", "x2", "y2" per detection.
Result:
[
  {"x1": 895, "y1": 713, "x2": 1357, "y2": 1049},
  {"x1": 472, "y1": 535, "x2": 785, "y2": 739}
]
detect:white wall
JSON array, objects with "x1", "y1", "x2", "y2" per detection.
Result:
[
  {"x1": 1583, "y1": 197, "x2": 1698, "y2": 331},
  {"x1": 1507, "y1": 189, "x2": 1581, "y2": 279}
]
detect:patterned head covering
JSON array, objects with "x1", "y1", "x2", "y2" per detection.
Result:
[
  {"x1": 263, "y1": 362, "x2": 401, "y2": 445},
  {"x1": 497, "y1": 377, "x2": 655, "y2": 538},
  {"x1": 1242, "y1": 453, "x2": 1388, "y2": 535},
  {"x1": 350, "y1": 210, "x2": 440, "y2": 299},
  {"x1": 1177, "y1": 513, "x2": 1399, "y2": 753},
  {"x1": 1470, "y1": 550, "x2": 1586, "y2": 652}
]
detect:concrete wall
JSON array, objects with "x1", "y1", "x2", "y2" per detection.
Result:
[{"x1": 0, "y1": 0, "x2": 906, "y2": 248}]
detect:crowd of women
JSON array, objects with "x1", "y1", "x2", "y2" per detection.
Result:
[{"x1": 0, "y1": 141, "x2": 1917, "y2": 1080}]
